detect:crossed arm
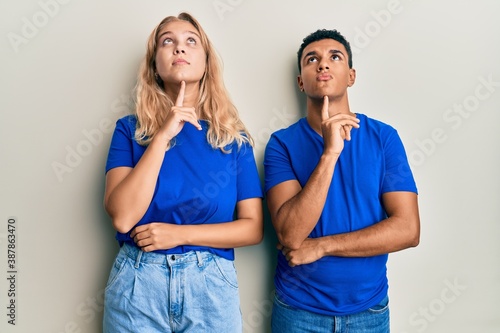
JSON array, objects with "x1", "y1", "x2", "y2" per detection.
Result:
[
  {"x1": 104, "y1": 162, "x2": 263, "y2": 252},
  {"x1": 103, "y1": 81, "x2": 263, "y2": 252},
  {"x1": 267, "y1": 171, "x2": 420, "y2": 267},
  {"x1": 267, "y1": 96, "x2": 420, "y2": 267}
]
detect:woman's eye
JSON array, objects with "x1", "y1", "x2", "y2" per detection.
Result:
[
  {"x1": 162, "y1": 38, "x2": 173, "y2": 45},
  {"x1": 187, "y1": 37, "x2": 196, "y2": 44}
]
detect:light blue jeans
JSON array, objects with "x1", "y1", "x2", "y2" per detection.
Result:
[
  {"x1": 103, "y1": 243, "x2": 242, "y2": 333},
  {"x1": 271, "y1": 292, "x2": 390, "y2": 333}
]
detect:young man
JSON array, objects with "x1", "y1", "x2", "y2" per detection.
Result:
[{"x1": 264, "y1": 29, "x2": 420, "y2": 332}]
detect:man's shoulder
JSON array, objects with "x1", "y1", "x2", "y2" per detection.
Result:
[
  {"x1": 270, "y1": 118, "x2": 306, "y2": 139},
  {"x1": 358, "y1": 113, "x2": 397, "y2": 134}
]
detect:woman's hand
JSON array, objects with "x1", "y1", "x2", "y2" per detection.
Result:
[
  {"x1": 156, "y1": 80, "x2": 202, "y2": 143},
  {"x1": 131, "y1": 223, "x2": 182, "y2": 252}
]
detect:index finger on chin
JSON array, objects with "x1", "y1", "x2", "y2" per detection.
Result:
[{"x1": 321, "y1": 95, "x2": 329, "y2": 121}]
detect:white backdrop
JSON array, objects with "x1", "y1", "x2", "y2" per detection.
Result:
[{"x1": 1, "y1": 1, "x2": 499, "y2": 332}]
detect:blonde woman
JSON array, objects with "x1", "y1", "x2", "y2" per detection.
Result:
[{"x1": 102, "y1": 12, "x2": 263, "y2": 333}]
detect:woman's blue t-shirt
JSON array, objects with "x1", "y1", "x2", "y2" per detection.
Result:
[
  {"x1": 106, "y1": 115, "x2": 263, "y2": 260},
  {"x1": 264, "y1": 114, "x2": 417, "y2": 315}
]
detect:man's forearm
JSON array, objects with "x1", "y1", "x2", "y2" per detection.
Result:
[
  {"x1": 273, "y1": 153, "x2": 339, "y2": 249},
  {"x1": 318, "y1": 215, "x2": 420, "y2": 258},
  {"x1": 281, "y1": 213, "x2": 419, "y2": 267}
]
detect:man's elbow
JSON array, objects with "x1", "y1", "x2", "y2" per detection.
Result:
[
  {"x1": 406, "y1": 217, "x2": 420, "y2": 248},
  {"x1": 408, "y1": 233, "x2": 420, "y2": 248},
  {"x1": 276, "y1": 232, "x2": 302, "y2": 250}
]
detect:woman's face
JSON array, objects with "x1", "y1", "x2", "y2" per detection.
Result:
[{"x1": 154, "y1": 20, "x2": 207, "y2": 86}]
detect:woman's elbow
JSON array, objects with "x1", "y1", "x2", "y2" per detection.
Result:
[
  {"x1": 111, "y1": 218, "x2": 136, "y2": 234},
  {"x1": 249, "y1": 219, "x2": 265, "y2": 245},
  {"x1": 248, "y1": 232, "x2": 264, "y2": 246},
  {"x1": 107, "y1": 210, "x2": 136, "y2": 234},
  {"x1": 112, "y1": 220, "x2": 133, "y2": 234},
  {"x1": 104, "y1": 202, "x2": 136, "y2": 234},
  {"x1": 241, "y1": 216, "x2": 264, "y2": 246}
]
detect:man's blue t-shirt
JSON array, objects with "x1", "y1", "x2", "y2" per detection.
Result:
[
  {"x1": 264, "y1": 114, "x2": 417, "y2": 315},
  {"x1": 106, "y1": 115, "x2": 263, "y2": 260}
]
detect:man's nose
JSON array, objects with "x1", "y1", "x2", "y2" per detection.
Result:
[{"x1": 318, "y1": 62, "x2": 329, "y2": 71}]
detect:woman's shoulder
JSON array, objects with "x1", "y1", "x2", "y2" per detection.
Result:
[
  {"x1": 114, "y1": 114, "x2": 138, "y2": 131},
  {"x1": 117, "y1": 114, "x2": 137, "y2": 124}
]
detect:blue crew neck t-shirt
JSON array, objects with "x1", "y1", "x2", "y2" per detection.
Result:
[
  {"x1": 264, "y1": 114, "x2": 417, "y2": 315},
  {"x1": 105, "y1": 115, "x2": 263, "y2": 260}
]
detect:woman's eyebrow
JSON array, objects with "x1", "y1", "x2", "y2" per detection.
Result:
[{"x1": 157, "y1": 30, "x2": 201, "y2": 42}]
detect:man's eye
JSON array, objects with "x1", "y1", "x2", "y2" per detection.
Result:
[
  {"x1": 332, "y1": 55, "x2": 340, "y2": 60},
  {"x1": 307, "y1": 57, "x2": 317, "y2": 63}
]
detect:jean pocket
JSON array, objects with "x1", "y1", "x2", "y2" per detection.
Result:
[
  {"x1": 273, "y1": 292, "x2": 295, "y2": 309},
  {"x1": 368, "y1": 295, "x2": 389, "y2": 314},
  {"x1": 212, "y1": 255, "x2": 239, "y2": 289},
  {"x1": 105, "y1": 254, "x2": 128, "y2": 292}
]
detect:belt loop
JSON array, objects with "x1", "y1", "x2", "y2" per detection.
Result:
[
  {"x1": 195, "y1": 251, "x2": 203, "y2": 267},
  {"x1": 135, "y1": 249, "x2": 143, "y2": 268}
]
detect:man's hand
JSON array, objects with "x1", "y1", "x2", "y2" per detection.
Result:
[
  {"x1": 320, "y1": 95, "x2": 360, "y2": 156},
  {"x1": 277, "y1": 238, "x2": 324, "y2": 267}
]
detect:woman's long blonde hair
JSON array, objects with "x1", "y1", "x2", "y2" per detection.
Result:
[{"x1": 134, "y1": 12, "x2": 253, "y2": 152}]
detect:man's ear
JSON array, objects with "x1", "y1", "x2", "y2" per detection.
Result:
[
  {"x1": 348, "y1": 68, "x2": 356, "y2": 87},
  {"x1": 297, "y1": 75, "x2": 304, "y2": 91}
]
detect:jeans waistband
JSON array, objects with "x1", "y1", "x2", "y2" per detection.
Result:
[{"x1": 121, "y1": 242, "x2": 212, "y2": 267}]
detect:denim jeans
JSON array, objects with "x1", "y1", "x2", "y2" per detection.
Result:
[
  {"x1": 103, "y1": 243, "x2": 242, "y2": 333},
  {"x1": 271, "y1": 292, "x2": 390, "y2": 333}
]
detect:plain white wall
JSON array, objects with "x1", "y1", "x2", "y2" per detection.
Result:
[{"x1": 1, "y1": 0, "x2": 499, "y2": 332}]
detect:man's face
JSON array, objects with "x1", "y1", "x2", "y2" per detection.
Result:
[{"x1": 298, "y1": 39, "x2": 355, "y2": 100}]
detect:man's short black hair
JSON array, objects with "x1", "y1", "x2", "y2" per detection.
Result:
[{"x1": 297, "y1": 29, "x2": 353, "y2": 72}]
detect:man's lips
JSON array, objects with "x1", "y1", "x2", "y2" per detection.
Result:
[{"x1": 317, "y1": 74, "x2": 332, "y2": 81}]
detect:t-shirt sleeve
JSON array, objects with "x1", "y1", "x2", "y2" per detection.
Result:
[
  {"x1": 263, "y1": 134, "x2": 297, "y2": 193},
  {"x1": 105, "y1": 117, "x2": 135, "y2": 174},
  {"x1": 236, "y1": 143, "x2": 264, "y2": 201},
  {"x1": 381, "y1": 129, "x2": 418, "y2": 194}
]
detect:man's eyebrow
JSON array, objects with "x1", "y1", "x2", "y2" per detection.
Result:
[
  {"x1": 303, "y1": 49, "x2": 345, "y2": 60},
  {"x1": 330, "y1": 49, "x2": 345, "y2": 57},
  {"x1": 303, "y1": 50, "x2": 317, "y2": 59}
]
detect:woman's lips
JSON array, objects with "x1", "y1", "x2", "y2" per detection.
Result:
[{"x1": 173, "y1": 58, "x2": 189, "y2": 65}]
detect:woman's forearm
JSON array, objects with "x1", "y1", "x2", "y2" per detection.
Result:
[{"x1": 105, "y1": 138, "x2": 168, "y2": 233}]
